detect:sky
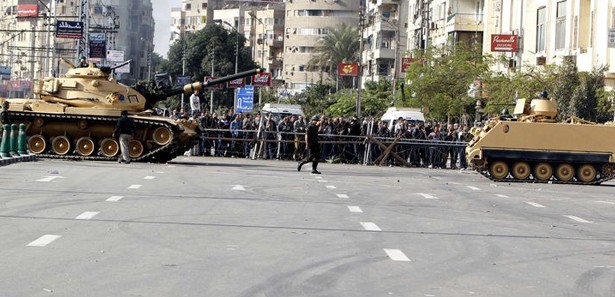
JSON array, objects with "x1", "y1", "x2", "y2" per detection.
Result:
[{"x1": 151, "y1": 0, "x2": 182, "y2": 58}]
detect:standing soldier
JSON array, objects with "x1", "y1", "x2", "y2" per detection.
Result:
[
  {"x1": 113, "y1": 110, "x2": 136, "y2": 164},
  {"x1": 297, "y1": 115, "x2": 322, "y2": 174}
]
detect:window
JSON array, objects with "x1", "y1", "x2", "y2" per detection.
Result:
[
  {"x1": 555, "y1": 1, "x2": 567, "y2": 50},
  {"x1": 536, "y1": 7, "x2": 546, "y2": 53},
  {"x1": 185, "y1": 3, "x2": 191, "y2": 10}
]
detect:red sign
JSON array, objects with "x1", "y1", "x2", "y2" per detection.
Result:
[
  {"x1": 491, "y1": 34, "x2": 519, "y2": 52},
  {"x1": 401, "y1": 58, "x2": 417, "y2": 72},
  {"x1": 338, "y1": 63, "x2": 359, "y2": 77},
  {"x1": 251, "y1": 72, "x2": 272, "y2": 87},
  {"x1": 204, "y1": 76, "x2": 223, "y2": 89},
  {"x1": 17, "y1": 4, "x2": 38, "y2": 17},
  {"x1": 226, "y1": 78, "x2": 246, "y2": 89}
]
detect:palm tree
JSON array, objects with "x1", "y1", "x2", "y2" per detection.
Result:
[{"x1": 308, "y1": 23, "x2": 360, "y2": 87}]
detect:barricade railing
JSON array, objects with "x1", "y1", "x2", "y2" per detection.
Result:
[{"x1": 196, "y1": 128, "x2": 469, "y2": 168}]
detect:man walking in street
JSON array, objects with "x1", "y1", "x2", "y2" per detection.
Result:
[
  {"x1": 297, "y1": 115, "x2": 321, "y2": 174},
  {"x1": 113, "y1": 110, "x2": 136, "y2": 164}
]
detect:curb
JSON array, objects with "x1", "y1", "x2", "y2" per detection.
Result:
[{"x1": 0, "y1": 154, "x2": 37, "y2": 167}]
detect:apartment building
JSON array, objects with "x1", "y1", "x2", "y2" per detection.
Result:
[
  {"x1": 363, "y1": 0, "x2": 409, "y2": 85},
  {"x1": 283, "y1": 0, "x2": 361, "y2": 94},
  {"x1": 0, "y1": 0, "x2": 154, "y2": 85},
  {"x1": 484, "y1": 0, "x2": 615, "y2": 88}
]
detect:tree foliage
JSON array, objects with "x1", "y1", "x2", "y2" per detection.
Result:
[
  {"x1": 325, "y1": 79, "x2": 391, "y2": 117},
  {"x1": 308, "y1": 23, "x2": 360, "y2": 87},
  {"x1": 403, "y1": 43, "x2": 491, "y2": 121}
]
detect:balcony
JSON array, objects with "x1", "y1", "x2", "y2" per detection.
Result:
[
  {"x1": 445, "y1": 13, "x2": 484, "y2": 33},
  {"x1": 370, "y1": 47, "x2": 395, "y2": 60}
]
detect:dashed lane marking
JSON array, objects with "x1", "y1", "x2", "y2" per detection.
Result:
[
  {"x1": 106, "y1": 196, "x2": 124, "y2": 202},
  {"x1": 36, "y1": 176, "x2": 64, "y2": 182},
  {"x1": 383, "y1": 249, "x2": 411, "y2": 262},
  {"x1": 418, "y1": 193, "x2": 438, "y2": 199},
  {"x1": 128, "y1": 185, "x2": 142, "y2": 189},
  {"x1": 496, "y1": 194, "x2": 509, "y2": 198},
  {"x1": 564, "y1": 215, "x2": 593, "y2": 224},
  {"x1": 467, "y1": 186, "x2": 480, "y2": 191},
  {"x1": 318, "y1": 180, "x2": 328, "y2": 183},
  {"x1": 336, "y1": 194, "x2": 349, "y2": 199},
  {"x1": 360, "y1": 222, "x2": 382, "y2": 231},
  {"x1": 314, "y1": 176, "x2": 322, "y2": 179},
  {"x1": 348, "y1": 206, "x2": 363, "y2": 213},
  {"x1": 144, "y1": 176, "x2": 156, "y2": 180},
  {"x1": 232, "y1": 185, "x2": 246, "y2": 191},
  {"x1": 595, "y1": 201, "x2": 615, "y2": 205},
  {"x1": 326, "y1": 185, "x2": 336, "y2": 189},
  {"x1": 525, "y1": 202, "x2": 546, "y2": 208},
  {"x1": 27, "y1": 235, "x2": 61, "y2": 247},
  {"x1": 75, "y1": 211, "x2": 100, "y2": 220}
]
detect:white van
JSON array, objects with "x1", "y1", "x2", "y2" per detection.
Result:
[
  {"x1": 261, "y1": 103, "x2": 304, "y2": 123},
  {"x1": 380, "y1": 107, "x2": 425, "y2": 130}
]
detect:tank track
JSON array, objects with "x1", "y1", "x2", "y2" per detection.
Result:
[
  {"x1": 10, "y1": 111, "x2": 193, "y2": 163},
  {"x1": 474, "y1": 165, "x2": 615, "y2": 186}
]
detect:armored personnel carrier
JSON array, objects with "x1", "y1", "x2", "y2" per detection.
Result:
[
  {"x1": 2, "y1": 60, "x2": 261, "y2": 163},
  {"x1": 466, "y1": 95, "x2": 615, "y2": 185}
]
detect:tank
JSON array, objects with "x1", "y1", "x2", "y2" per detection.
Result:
[
  {"x1": 2, "y1": 60, "x2": 261, "y2": 163},
  {"x1": 466, "y1": 95, "x2": 615, "y2": 185}
]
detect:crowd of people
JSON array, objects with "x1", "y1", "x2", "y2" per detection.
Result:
[{"x1": 158, "y1": 108, "x2": 473, "y2": 169}]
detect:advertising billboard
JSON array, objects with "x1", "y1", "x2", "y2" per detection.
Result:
[
  {"x1": 56, "y1": 21, "x2": 83, "y2": 39},
  {"x1": 490, "y1": 34, "x2": 519, "y2": 52}
]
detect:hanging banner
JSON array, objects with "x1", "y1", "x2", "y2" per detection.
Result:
[
  {"x1": 56, "y1": 20, "x2": 83, "y2": 39},
  {"x1": 490, "y1": 34, "x2": 519, "y2": 52},
  {"x1": 17, "y1": 0, "x2": 38, "y2": 17},
  {"x1": 338, "y1": 63, "x2": 359, "y2": 77},
  {"x1": 106, "y1": 50, "x2": 125, "y2": 62},
  {"x1": 251, "y1": 72, "x2": 272, "y2": 87},
  {"x1": 88, "y1": 33, "x2": 106, "y2": 59}
]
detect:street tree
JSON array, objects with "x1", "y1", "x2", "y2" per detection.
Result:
[
  {"x1": 308, "y1": 23, "x2": 360, "y2": 88},
  {"x1": 326, "y1": 79, "x2": 391, "y2": 117}
]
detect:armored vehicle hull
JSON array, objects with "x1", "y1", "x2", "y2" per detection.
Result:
[{"x1": 466, "y1": 98, "x2": 615, "y2": 185}]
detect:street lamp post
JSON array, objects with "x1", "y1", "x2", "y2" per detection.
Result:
[
  {"x1": 215, "y1": 20, "x2": 240, "y2": 112},
  {"x1": 249, "y1": 11, "x2": 265, "y2": 105},
  {"x1": 357, "y1": 4, "x2": 365, "y2": 118}
]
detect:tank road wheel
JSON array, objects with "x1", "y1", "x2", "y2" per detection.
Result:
[
  {"x1": 489, "y1": 161, "x2": 509, "y2": 179},
  {"x1": 533, "y1": 163, "x2": 553, "y2": 181},
  {"x1": 28, "y1": 135, "x2": 47, "y2": 154},
  {"x1": 128, "y1": 140, "x2": 144, "y2": 158},
  {"x1": 152, "y1": 127, "x2": 173, "y2": 146},
  {"x1": 555, "y1": 163, "x2": 575, "y2": 182},
  {"x1": 577, "y1": 164, "x2": 597, "y2": 183},
  {"x1": 511, "y1": 162, "x2": 531, "y2": 180},
  {"x1": 100, "y1": 138, "x2": 120, "y2": 157},
  {"x1": 51, "y1": 136, "x2": 71, "y2": 155},
  {"x1": 75, "y1": 137, "x2": 95, "y2": 156}
]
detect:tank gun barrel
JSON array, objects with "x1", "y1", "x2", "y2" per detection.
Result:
[{"x1": 165, "y1": 68, "x2": 263, "y2": 97}]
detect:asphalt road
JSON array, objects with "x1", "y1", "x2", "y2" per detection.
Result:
[{"x1": 1, "y1": 157, "x2": 615, "y2": 297}]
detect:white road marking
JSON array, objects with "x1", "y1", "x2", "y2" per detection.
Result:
[
  {"x1": 232, "y1": 185, "x2": 246, "y2": 191},
  {"x1": 128, "y1": 184, "x2": 142, "y2": 189},
  {"x1": 27, "y1": 235, "x2": 61, "y2": 247},
  {"x1": 144, "y1": 176, "x2": 156, "y2": 180},
  {"x1": 595, "y1": 201, "x2": 615, "y2": 205},
  {"x1": 448, "y1": 182, "x2": 461, "y2": 185},
  {"x1": 75, "y1": 211, "x2": 100, "y2": 220},
  {"x1": 336, "y1": 194, "x2": 349, "y2": 199},
  {"x1": 525, "y1": 202, "x2": 546, "y2": 208},
  {"x1": 383, "y1": 249, "x2": 411, "y2": 262},
  {"x1": 348, "y1": 206, "x2": 363, "y2": 213},
  {"x1": 326, "y1": 185, "x2": 336, "y2": 189},
  {"x1": 496, "y1": 194, "x2": 509, "y2": 198},
  {"x1": 36, "y1": 176, "x2": 64, "y2": 182},
  {"x1": 360, "y1": 222, "x2": 382, "y2": 231},
  {"x1": 467, "y1": 186, "x2": 480, "y2": 191},
  {"x1": 318, "y1": 180, "x2": 328, "y2": 183},
  {"x1": 564, "y1": 215, "x2": 593, "y2": 224},
  {"x1": 314, "y1": 176, "x2": 322, "y2": 179},
  {"x1": 106, "y1": 196, "x2": 124, "y2": 202},
  {"x1": 431, "y1": 176, "x2": 443, "y2": 180},
  {"x1": 154, "y1": 171, "x2": 165, "y2": 174},
  {"x1": 418, "y1": 193, "x2": 438, "y2": 199}
]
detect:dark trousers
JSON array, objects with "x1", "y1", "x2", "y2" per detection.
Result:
[{"x1": 300, "y1": 144, "x2": 320, "y2": 171}]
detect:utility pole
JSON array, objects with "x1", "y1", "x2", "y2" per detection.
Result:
[
  {"x1": 357, "y1": 4, "x2": 365, "y2": 118},
  {"x1": 210, "y1": 45, "x2": 215, "y2": 113},
  {"x1": 77, "y1": 0, "x2": 89, "y2": 63}
]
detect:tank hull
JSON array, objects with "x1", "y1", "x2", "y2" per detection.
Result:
[
  {"x1": 466, "y1": 119, "x2": 615, "y2": 185},
  {"x1": 7, "y1": 107, "x2": 199, "y2": 163}
]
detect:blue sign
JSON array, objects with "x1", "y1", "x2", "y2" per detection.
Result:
[
  {"x1": 176, "y1": 75, "x2": 191, "y2": 86},
  {"x1": 236, "y1": 85, "x2": 254, "y2": 113}
]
